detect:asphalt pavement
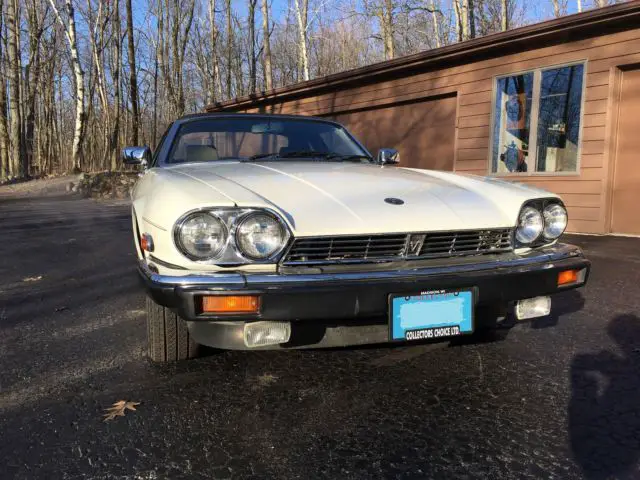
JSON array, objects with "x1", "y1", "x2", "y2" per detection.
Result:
[{"x1": 0, "y1": 191, "x2": 639, "y2": 479}]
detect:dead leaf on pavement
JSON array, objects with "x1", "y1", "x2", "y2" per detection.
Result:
[
  {"x1": 23, "y1": 275, "x2": 43, "y2": 282},
  {"x1": 103, "y1": 400, "x2": 140, "y2": 422}
]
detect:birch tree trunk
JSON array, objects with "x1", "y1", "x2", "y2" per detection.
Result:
[
  {"x1": 460, "y1": 0, "x2": 469, "y2": 41},
  {"x1": 501, "y1": 0, "x2": 508, "y2": 31},
  {"x1": 48, "y1": 0, "x2": 85, "y2": 172},
  {"x1": 125, "y1": 0, "x2": 139, "y2": 145},
  {"x1": 294, "y1": 0, "x2": 310, "y2": 81},
  {"x1": 453, "y1": 0, "x2": 462, "y2": 42},
  {"x1": 262, "y1": 0, "x2": 273, "y2": 90},
  {"x1": 577, "y1": 0, "x2": 582, "y2": 12},
  {"x1": 430, "y1": 0, "x2": 441, "y2": 48},
  {"x1": 7, "y1": 0, "x2": 26, "y2": 177}
]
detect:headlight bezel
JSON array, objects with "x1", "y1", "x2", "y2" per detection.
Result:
[
  {"x1": 173, "y1": 207, "x2": 291, "y2": 265},
  {"x1": 515, "y1": 198, "x2": 568, "y2": 248}
]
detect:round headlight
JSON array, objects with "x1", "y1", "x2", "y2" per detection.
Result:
[
  {"x1": 176, "y1": 212, "x2": 227, "y2": 260},
  {"x1": 235, "y1": 213, "x2": 287, "y2": 260},
  {"x1": 543, "y1": 203, "x2": 568, "y2": 239},
  {"x1": 516, "y1": 206, "x2": 543, "y2": 244}
]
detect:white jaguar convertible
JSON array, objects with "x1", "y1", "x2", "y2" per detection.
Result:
[{"x1": 123, "y1": 113, "x2": 590, "y2": 362}]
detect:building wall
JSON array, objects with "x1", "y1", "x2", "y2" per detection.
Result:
[{"x1": 232, "y1": 28, "x2": 640, "y2": 234}]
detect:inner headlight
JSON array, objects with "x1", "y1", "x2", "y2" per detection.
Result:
[
  {"x1": 176, "y1": 212, "x2": 227, "y2": 260},
  {"x1": 516, "y1": 206, "x2": 544, "y2": 244},
  {"x1": 543, "y1": 203, "x2": 568, "y2": 239},
  {"x1": 235, "y1": 212, "x2": 287, "y2": 259}
]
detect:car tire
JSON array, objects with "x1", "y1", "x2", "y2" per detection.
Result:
[{"x1": 146, "y1": 296, "x2": 200, "y2": 362}]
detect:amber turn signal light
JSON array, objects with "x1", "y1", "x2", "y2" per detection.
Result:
[
  {"x1": 557, "y1": 269, "x2": 579, "y2": 286},
  {"x1": 140, "y1": 233, "x2": 154, "y2": 252},
  {"x1": 201, "y1": 295, "x2": 260, "y2": 314}
]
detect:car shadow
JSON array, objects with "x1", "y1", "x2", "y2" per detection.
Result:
[{"x1": 568, "y1": 314, "x2": 640, "y2": 479}]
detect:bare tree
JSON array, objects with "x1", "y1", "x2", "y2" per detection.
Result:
[
  {"x1": 6, "y1": 0, "x2": 26, "y2": 176},
  {"x1": 208, "y1": 0, "x2": 219, "y2": 102},
  {"x1": 110, "y1": 0, "x2": 121, "y2": 170},
  {"x1": 248, "y1": 0, "x2": 257, "y2": 93},
  {"x1": 262, "y1": 0, "x2": 273, "y2": 90},
  {"x1": 0, "y1": 0, "x2": 10, "y2": 178},
  {"x1": 125, "y1": 0, "x2": 139, "y2": 145},
  {"x1": 48, "y1": 0, "x2": 85, "y2": 172},
  {"x1": 225, "y1": 0, "x2": 232, "y2": 97},
  {"x1": 501, "y1": 0, "x2": 507, "y2": 30},
  {"x1": 430, "y1": 0, "x2": 441, "y2": 47},
  {"x1": 294, "y1": 0, "x2": 310, "y2": 80},
  {"x1": 157, "y1": 0, "x2": 195, "y2": 116}
]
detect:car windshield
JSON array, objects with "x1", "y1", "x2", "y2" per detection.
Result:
[{"x1": 165, "y1": 117, "x2": 371, "y2": 164}]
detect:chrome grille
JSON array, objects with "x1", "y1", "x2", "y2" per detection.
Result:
[
  {"x1": 282, "y1": 228, "x2": 513, "y2": 265},
  {"x1": 283, "y1": 234, "x2": 408, "y2": 264},
  {"x1": 419, "y1": 229, "x2": 513, "y2": 257}
]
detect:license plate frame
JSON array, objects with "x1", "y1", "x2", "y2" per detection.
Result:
[{"x1": 388, "y1": 288, "x2": 475, "y2": 342}]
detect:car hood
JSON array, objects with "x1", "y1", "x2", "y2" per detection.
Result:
[{"x1": 163, "y1": 162, "x2": 553, "y2": 236}]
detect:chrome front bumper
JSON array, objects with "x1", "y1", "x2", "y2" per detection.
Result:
[{"x1": 137, "y1": 243, "x2": 590, "y2": 349}]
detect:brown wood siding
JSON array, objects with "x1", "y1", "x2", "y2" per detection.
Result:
[
  {"x1": 215, "y1": 24, "x2": 640, "y2": 234},
  {"x1": 330, "y1": 95, "x2": 457, "y2": 171}
]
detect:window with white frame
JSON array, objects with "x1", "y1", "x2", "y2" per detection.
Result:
[{"x1": 491, "y1": 63, "x2": 585, "y2": 174}]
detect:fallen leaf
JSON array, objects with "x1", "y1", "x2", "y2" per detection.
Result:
[
  {"x1": 23, "y1": 275, "x2": 43, "y2": 282},
  {"x1": 103, "y1": 400, "x2": 140, "y2": 422}
]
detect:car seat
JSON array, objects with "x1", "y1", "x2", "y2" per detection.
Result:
[{"x1": 186, "y1": 145, "x2": 219, "y2": 163}]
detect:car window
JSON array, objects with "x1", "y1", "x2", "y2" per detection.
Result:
[{"x1": 164, "y1": 117, "x2": 370, "y2": 164}]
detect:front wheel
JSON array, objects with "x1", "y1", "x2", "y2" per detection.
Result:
[{"x1": 146, "y1": 296, "x2": 200, "y2": 362}]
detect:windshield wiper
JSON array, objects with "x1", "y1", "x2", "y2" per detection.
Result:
[
  {"x1": 326, "y1": 153, "x2": 373, "y2": 162},
  {"x1": 248, "y1": 151, "x2": 331, "y2": 161},
  {"x1": 247, "y1": 151, "x2": 372, "y2": 162},
  {"x1": 248, "y1": 152, "x2": 279, "y2": 160}
]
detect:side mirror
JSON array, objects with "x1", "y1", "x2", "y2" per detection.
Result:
[
  {"x1": 377, "y1": 148, "x2": 400, "y2": 165},
  {"x1": 122, "y1": 146, "x2": 151, "y2": 167}
]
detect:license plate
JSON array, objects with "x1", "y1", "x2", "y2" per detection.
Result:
[{"x1": 389, "y1": 289, "x2": 474, "y2": 342}]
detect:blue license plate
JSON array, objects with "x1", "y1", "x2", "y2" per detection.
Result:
[{"x1": 389, "y1": 289, "x2": 474, "y2": 342}]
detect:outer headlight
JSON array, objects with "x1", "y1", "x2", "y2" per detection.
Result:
[
  {"x1": 543, "y1": 203, "x2": 568, "y2": 240},
  {"x1": 175, "y1": 212, "x2": 228, "y2": 260},
  {"x1": 515, "y1": 206, "x2": 544, "y2": 244},
  {"x1": 235, "y1": 212, "x2": 287, "y2": 259}
]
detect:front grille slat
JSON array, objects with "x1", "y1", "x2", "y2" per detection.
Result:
[{"x1": 282, "y1": 229, "x2": 512, "y2": 265}]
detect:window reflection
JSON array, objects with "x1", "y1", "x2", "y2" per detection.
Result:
[
  {"x1": 491, "y1": 63, "x2": 585, "y2": 174},
  {"x1": 536, "y1": 64, "x2": 584, "y2": 172},
  {"x1": 492, "y1": 73, "x2": 533, "y2": 173}
]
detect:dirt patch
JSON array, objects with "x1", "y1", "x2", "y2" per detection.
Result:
[{"x1": 0, "y1": 175, "x2": 77, "y2": 198}]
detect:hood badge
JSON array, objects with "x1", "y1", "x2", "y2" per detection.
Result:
[{"x1": 385, "y1": 197, "x2": 404, "y2": 205}]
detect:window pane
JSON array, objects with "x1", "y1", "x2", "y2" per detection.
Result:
[
  {"x1": 536, "y1": 64, "x2": 584, "y2": 172},
  {"x1": 492, "y1": 73, "x2": 534, "y2": 173}
]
